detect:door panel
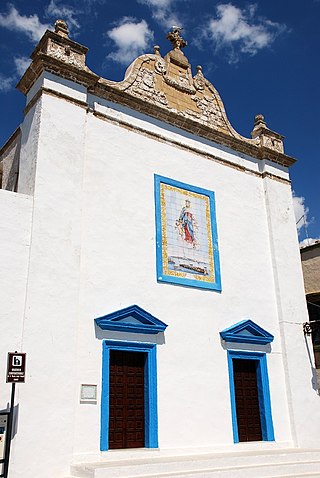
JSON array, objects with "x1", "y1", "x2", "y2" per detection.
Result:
[
  {"x1": 233, "y1": 358, "x2": 262, "y2": 442},
  {"x1": 109, "y1": 350, "x2": 146, "y2": 449}
]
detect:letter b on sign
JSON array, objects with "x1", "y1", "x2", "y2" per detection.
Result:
[{"x1": 13, "y1": 356, "x2": 22, "y2": 366}]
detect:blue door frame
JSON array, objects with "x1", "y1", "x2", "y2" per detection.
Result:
[
  {"x1": 227, "y1": 350, "x2": 275, "y2": 443},
  {"x1": 100, "y1": 340, "x2": 158, "y2": 450}
]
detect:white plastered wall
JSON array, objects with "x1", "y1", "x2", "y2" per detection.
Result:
[
  {"x1": 263, "y1": 177, "x2": 320, "y2": 447},
  {"x1": 0, "y1": 190, "x2": 32, "y2": 389},
  {"x1": 3, "y1": 72, "x2": 319, "y2": 478},
  {"x1": 0, "y1": 190, "x2": 33, "y2": 473},
  {"x1": 7, "y1": 90, "x2": 87, "y2": 478},
  {"x1": 72, "y1": 103, "x2": 295, "y2": 456}
]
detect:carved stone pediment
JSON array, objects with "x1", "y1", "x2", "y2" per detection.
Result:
[
  {"x1": 251, "y1": 114, "x2": 284, "y2": 153},
  {"x1": 32, "y1": 19, "x2": 88, "y2": 70},
  {"x1": 17, "y1": 22, "x2": 292, "y2": 166},
  {"x1": 125, "y1": 65, "x2": 168, "y2": 106}
]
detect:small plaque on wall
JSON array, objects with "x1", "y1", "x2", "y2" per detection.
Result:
[
  {"x1": 154, "y1": 175, "x2": 221, "y2": 291},
  {"x1": 80, "y1": 384, "x2": 97, "y2": 403}
]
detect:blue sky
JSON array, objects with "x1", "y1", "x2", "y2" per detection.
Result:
[{"x1": 0, "y1": 0, "x2": 319, "y2": 244}]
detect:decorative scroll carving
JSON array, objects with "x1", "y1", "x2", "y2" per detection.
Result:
[
  {"x1": 48, "y1": 42, "x2": 84, "y2": 69},
  {"x1": 261, "y1": 137, "x2": 284, "y2": 153},
  {"x1": 155, "y1": 58, "x2": 166, "y2": 74},
  {"x1": 264, "y1": 137, "x2": 273, "y2": 149},
  {"x1": 273, "y1": 140, "x2": 284, "y2": 153},
  {"x1": 188, "y1": 95, "x2": 225, "y2": 127},
  {"x1": 251, "y1": 114, "x2": 284, "y2": 153},
  {"x1": 163, "y1": 75, "x2": 196, "y2": 94},
  {"x1": 17, "y1": 19, "x2": 292, "y2": 165},
  {"x1": 178, "y1": 72, "x2": 189, "y2": 87},
  {"x1": 126, "y1": 68, "x2": 168, "y2": 105},
  {"x1": 142, "y1": 70, "x2": 154, "y2": 88},
  {"x1": 193, "y1": 65, "x2": 205, "y2": 91}
]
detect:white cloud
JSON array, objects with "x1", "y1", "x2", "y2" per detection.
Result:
[
  {"x1": 107, "y1": 18, "x2": 154, "y2": 65},
  {"x1": 0, "y1": 74, "x2": 15, "y2": 92},
  {"x1": 45, "y1": 0, "x2": 112, "y2": 33},
  {"x1": 14, "y1": 56, "x2": 31, "y2": 76},
  {"x1": 46, "y1": 0, "x2": 80, "y2": 31},
  {"x1": 0, "y1": 5, "x2": 50, "y2": 42},
  {"x1": 140, "y1": 0, "x2": 172, "y2": 6},
  {"x1": 0, "y1": 57, "x2": 31, "y2": 93},
  {"x1": 204, "y1": 3, "x2": 286, "y2": 62},
  {"x1": 292, "y1": 193, "x2": 319, "y2": 246},
  {"x1": 138, "y1": 0, "x2": 181, "y2": 28},
  {"x1": 292, "y1": 193, "x2": 310, "y2": 233}
]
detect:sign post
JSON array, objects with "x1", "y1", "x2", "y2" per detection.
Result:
[{"x1": 2, "y1": 352, "x2": 26, "y2": 478}]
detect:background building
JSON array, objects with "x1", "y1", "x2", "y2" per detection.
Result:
[
  {"x1": 1, "y1": 20, "x2": 320, "y2": 478},
  {"x1": 301, "y1": 242, "x2": 320, "y2": 384}
]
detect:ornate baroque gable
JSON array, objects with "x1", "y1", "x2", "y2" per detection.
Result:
[{"x1": 17, "y1": 21, "x2": 295, "y2": 167}]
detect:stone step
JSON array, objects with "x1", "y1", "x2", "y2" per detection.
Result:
[
  {"x1": 272, "y1": 474, "x2": 320, "y2": 478},
  {"x1": 69, "y1": 449, "x2": 320, "y2": 478}
]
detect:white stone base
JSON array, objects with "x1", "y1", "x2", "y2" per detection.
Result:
[{"x1": 66, "y1": 448, "x2": 320, "y2": 478}]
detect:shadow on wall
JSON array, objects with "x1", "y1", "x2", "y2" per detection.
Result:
[{"x1": 94, "y1": 323, "x2": 166, "y2": 345}]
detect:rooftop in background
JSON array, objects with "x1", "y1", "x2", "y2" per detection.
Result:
[{"x1": 300, "y1": 241, "x2": 320, "y2": 253}]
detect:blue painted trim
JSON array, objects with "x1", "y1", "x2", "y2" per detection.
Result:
[
  {"x1": 95, "y1": 305, "x2": 168, "y2": 334},
  {"x1": 220, "y1": 320, "x2": 274, "y2": 345},
  {"x1": 154, "y1": 174, "x2": 221, "y2": 291},
  {"x1": 227, "y1": 350, "x2": 275, "y2": 443},
  {"x1": 227, "y1": 352, "x2": 239, "y2": 443},
  {"x1": 101, "y1": 340, "x2": 158, "y2": 451}
]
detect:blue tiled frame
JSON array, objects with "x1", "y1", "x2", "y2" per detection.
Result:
[
  {"x1": 154, "y1": 174, "x2": 221, "y2": 291},
  {"x1": 227, "y1": 350, "x2": 275, "y2": 443},
  {"x1": 101, "y1": 340, "x2": 158, "y2": 451}
]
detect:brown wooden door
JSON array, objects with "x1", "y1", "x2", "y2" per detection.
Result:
[
  {"x1": 233, "y1": 359, "x2": 262, "y2": 442},
  {"x1": 109, "y1": 350, "x2": 146, "y2": 449}
]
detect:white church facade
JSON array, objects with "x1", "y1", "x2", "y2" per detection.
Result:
[{"x1": 1, "y1": 20, "x2": 320, "y2": 478}]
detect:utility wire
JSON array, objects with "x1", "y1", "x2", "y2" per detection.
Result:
[{"x1": 307, "y1": 301, "x2": 320, "y2": 309}]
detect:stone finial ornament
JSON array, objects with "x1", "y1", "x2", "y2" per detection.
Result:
[
  {"x1": 254, "y1": 114, "x2": 267, "y2": 128},
  {"x1": 251, "y1": 113, "x2": 284, "y2": 153},
  {"x1": 193, "y1": 65, "x2": 205, "y2": 90},
  {"x1": 54, "y1": 19, "x2": 69, "y2": 37},
  {"x1": 251, "y1": 114, "x2": 271, "y2": 137},
  {"x1": 166, "y1": 26, "x2": 187, "y2": 50}
]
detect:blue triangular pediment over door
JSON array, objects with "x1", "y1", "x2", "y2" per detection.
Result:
[
  {"x1": 220, "y1": 319, "x2": 274, "y2": 345},
  {"x1": 95, "y1": 305, "x2": 168, "y2": 334}
]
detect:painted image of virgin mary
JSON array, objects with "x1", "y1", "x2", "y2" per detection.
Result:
[{"x1": 176, "y1": 199, "x2": 198, "y2": 248}]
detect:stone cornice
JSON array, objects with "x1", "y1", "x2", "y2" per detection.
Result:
[
  {"x1": 17, "y1": 50, "x2": 99, "y2": 95},
  {"x1": 16, "y1": 23, "x2": 297, "y2": 169},
  {"x1": 17, "y1": 85, "x2": 292, "y2": 185},
  {"x1": 93, "y1": 82, "x2": 295, "y2": 167}
]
